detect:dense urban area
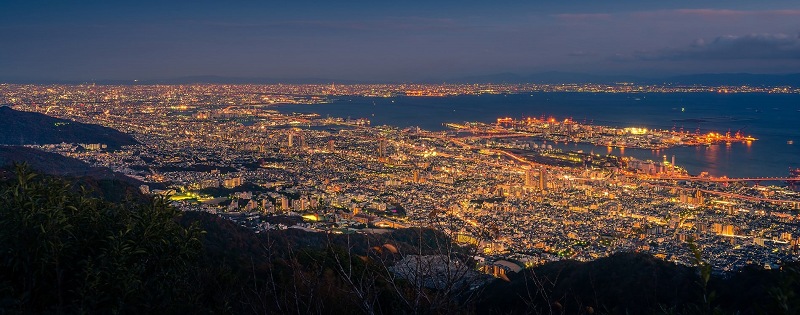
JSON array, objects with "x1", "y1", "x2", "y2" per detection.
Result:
[{"x1": 2, "y1": 82, "x2": 799, "y2": 277}]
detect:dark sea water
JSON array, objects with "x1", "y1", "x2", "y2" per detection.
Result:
[{"x1": 277, "y1": 93, "x2": 800, "y2": 178}]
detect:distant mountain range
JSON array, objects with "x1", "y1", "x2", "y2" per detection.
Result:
[
  {"x1": 0, "y1": 106, "x2": 138, "y2": 149},
  {"x1": 445, "y1": 71, "x2": 644, "y2": 84},
  {"x1": 447, "y1": 72, "x2": 800, "y2": 86},
  {"x1": 2, "y1": 72, "x2": 800, "y2": 86},
  {"x1": 655, "y1": 73, "x2": 800, "y2": 86}
]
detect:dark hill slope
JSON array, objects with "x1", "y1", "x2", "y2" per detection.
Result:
[
  {"x1": 3, "y1": 168, "x2": 799, "y2": 314},
  {"x1": 0, "y1": 106, "x2": 138, "y2": 149},
  {"x1": 0, "y1": 146, "x2": 97, "y2": 176},
  {"x1": 477, "y1": 252, "x2": 702, "y2": 314},
  {"x1": 0, "y1": 146, "x2": 149, "y2": 201},
  {"x1": 477, "y1": 252, "x2": 800, "y2": 314},
  {"x1": 0, "y1": 146, "x2": 132, "y2": 180}
]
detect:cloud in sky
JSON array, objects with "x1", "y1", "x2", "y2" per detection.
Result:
[
  {"x1": 625, "y1": 8, "x2": 787, "y2": 17},
  {"x1": 673, "y1": 9, "x2": 800, "y2": 17},
  {"x1": 627, "y1": 33, "x2": 800, "y2": 61},
  {"x1": 3, "y1": 2, "x2": 800, "y2": 80}
]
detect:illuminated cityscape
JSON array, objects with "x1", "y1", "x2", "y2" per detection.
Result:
[
  {"x1": 2, "y1": 83, "x2": 799, "y2": 274},
  {"x1": 3, "y1": 1, "x2": 800, "y2": 312}
]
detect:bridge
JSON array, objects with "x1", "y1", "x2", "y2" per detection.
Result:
[
  {"x1": 651, "y1": 175, "x2": 800, "y2": 183},
  {"x1": 644, "y1": 183, "x2": 800, "y2": 208},
  {"x1": 458, "y1": 132, "x2": 532, "y2": 140},
  {"x1": 699, "y1": 189, "x2": 800, "y2": 207}
]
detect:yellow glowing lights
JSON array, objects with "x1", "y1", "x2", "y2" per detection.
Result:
[
  {"x1": 421, "y1": 150, "x2": 438, "y2": 157},
  {"x1": 302, "y1": 214, "x2": 319, "y2": 221},
  {"x1": 624, "y1": 127, "x2": 648, "y2": 135}
]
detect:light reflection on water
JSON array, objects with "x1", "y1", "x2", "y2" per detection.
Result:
[
  {"x1": 277, "y1": 92, "x2": 800, "y2": 178},
  {"x1": 543, "y1": 141, "x2": 759, "y2": 177}
]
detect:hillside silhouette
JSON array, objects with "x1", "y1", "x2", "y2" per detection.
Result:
[
  {"x1": 0, "y1": 106, "x2": 138, "y2": 149},
  {"x1": 1, "y1": 167, "x2": 799, "y2": 314}
]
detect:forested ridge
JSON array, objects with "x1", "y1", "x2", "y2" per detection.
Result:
[{"x1": 1, "y1": 165, "x2": 798, "y2": 314}]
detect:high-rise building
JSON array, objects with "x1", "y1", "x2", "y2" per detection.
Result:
[
  {"x1": 327, "y1": 139, "x2": 334, "y2": 152},
  {"x1": 223, "y1": 177, "x2": 242, "y2": 189},
  {"x1": 288, "y1": 133, "x2": 294, "y2": 147},
  {"x1": 712, "y1": 223, "x2": 723, "y2": 234},
  {"x1": 280, "y1": 196, "x2": 290, "y2": 211},
  {"x1": 524, "y1": 169, "x2": 534, "y2": 187},
  {"x1": 379, "y1": 138, "x2": 386, "y2": 158},
  {"x1": 539, "y1": 169, "x2": 547, "y2": 191},
  {"x1": 695, "y1": 190, "x2": 704, "y2": 205},
  {"x1": 723, "y1": 224, "x2": 735, "y2": 236}
]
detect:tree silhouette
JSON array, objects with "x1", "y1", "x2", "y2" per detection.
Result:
[{"x1": 0, "y1": 164, "x2": 203, "y2": 313}]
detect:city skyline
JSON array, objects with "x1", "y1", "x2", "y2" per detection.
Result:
[
  {"x1": 3, "y1": 1, "x2": 800, "y2": 312},
  {"x1": 2, "y1": 82, "x2": 798, "y2": 275},
  {"x1": 2, "y1": 0, "x2": 800, "y2": 82}
]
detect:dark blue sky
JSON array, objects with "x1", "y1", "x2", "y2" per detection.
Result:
[{"x1": 2, "y1": 0, "x2": 799, "y2": 82}]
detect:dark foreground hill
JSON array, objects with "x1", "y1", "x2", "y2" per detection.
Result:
[
  {"x1": 477, "y1": 253, "x2": 702, "y2": 314},
  {"x1": 1, "y1": 168, "x2": 799, "y2": 314},
  {"x1": 0, "y1": 146, "x2": 111, "y2": 177},
  {"x1": 0, "y1": 106, "x2": 138, "y2": 149},
  {"x1": 0, "y1": 146, "x2": 151, "y2": 202}
]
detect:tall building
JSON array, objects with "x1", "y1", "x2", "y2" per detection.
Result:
[
  {"x1": 680, "y1": 190, "x2": 705, "y2": 206},
  {"x1": 288, "y1": 133, "x2": 294, "y2": 148},
  {"x1": 539, "y1": 169, "x2": 547, "y2": 191},
  {"x1": 695, "y1": 190, "x2": 704, "y2": 205},
  {"x1": 712, "y1": 223, "x2": 723, "y2": 234},
  {"x1": 279, "y1": 196, "x2": 289, "y2": 211},
  {"x1": 379, "y1": 138, "x2": 386, "y2": 158},
  {"x1": 223, "y1": 177, "x2": 242, "y2": 189},
  {"x1": 524, "y1": 169, "x2": 534, "y2": 187},
  {"x1": 327, "y1": 139, "x2": 335, "y2": 152}
]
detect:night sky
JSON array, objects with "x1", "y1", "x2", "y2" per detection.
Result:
[{"x1": 2, "y1": 0, "x2": 799, "y2": 82}]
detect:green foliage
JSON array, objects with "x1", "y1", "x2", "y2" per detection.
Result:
[
  {"x1": 4, "y1": 164, "x2": 799, "y2": 314},
  {"x1": 0, "y1": 164, "x2": 203, "y2": 313}
]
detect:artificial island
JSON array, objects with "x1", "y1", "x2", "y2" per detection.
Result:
[{"x1": 1, "y1": 82, "x2": 799, "y2": 276}]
